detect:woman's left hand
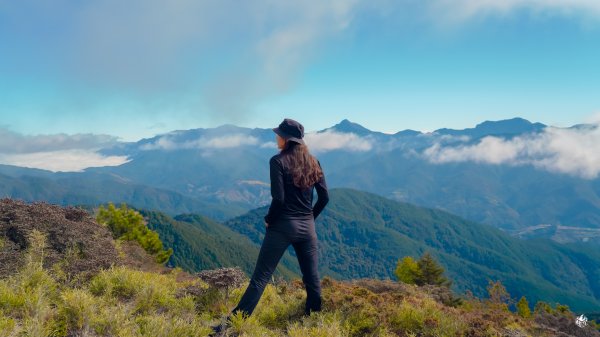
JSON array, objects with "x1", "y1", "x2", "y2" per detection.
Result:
[{"x1": 264, "y1": 221, "x2": 269, "y2": 228}]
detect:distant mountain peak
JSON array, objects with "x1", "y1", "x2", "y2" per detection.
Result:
[
  {"x1": 475, "y1": 117, "x2": 545, "y2": 130},
  {"x1": 328, "y1": 119, "x2": 373, "y2": 136},
  {"x1": 435, "y1": 117, "x2": 546, "y2": 138}
]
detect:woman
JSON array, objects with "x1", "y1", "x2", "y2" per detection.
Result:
[{"x1": 212, "y1": 118, "x2": 329, "y2": 334}]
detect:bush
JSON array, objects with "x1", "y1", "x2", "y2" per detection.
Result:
[
  {"x1": 516, "y1": 296, "x2": 531, "y2": 318},
  {"x1": 58, "y1": 288, "x2": 98, "y2": 333},
  {"x1": 395, "y1": 256, "x2": 420, "y2": 285},
  {"x1": 395, "y1": 252, "x2": 451, "y2": 288},
  {"x1": 96, "y1": 202, "x2": 173, "y2": 264}
]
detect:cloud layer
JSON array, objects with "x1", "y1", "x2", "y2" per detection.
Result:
[
  {"x1": 1, "y1": 0, "x2": 362, "y2": 120},
  {"x1": 429, "y1": 0, "x2": 600, "y2": 23},
  {"x1": 0, "y1": 128, "x2": 120, "y2": 154},
  {"x1": 0, "y1": 127, "x2": 129, "y2": 172},
  {"x1": 424, "y1": 125, "x2": 600, "y2": 179},
  {"x1": 305, "y1": 130, "x2": 373, "y2": 152},
  {"x1": 0, "y1": 150, "x2": 130, "y2": 172},
  {"x1": 140, "y1": 134, "x2": 260, "y2": 151}
]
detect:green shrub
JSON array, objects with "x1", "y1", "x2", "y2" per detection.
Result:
[
  {"x1": 255, "y1": 282, "x2": 305, "y2": 329},
  {"x1": 389, "y1": 297, "x2": 468, "y2": 336},
  {"x1": 89, "y1": 303, "x2": 137, "y2": 336},
  {"x1": 395, "y1": 256, "x2": 420, "y2": 284},
  {"x1": 0, "y1": 280, "x2": 25, "y2": 315},
  {"x1": 0, "y1": 316, "x2": 18, "y2": 336},
  {"x1": 96, "y1": 202, "x2": 173, "y2": 264},
  {"x1": 227, "y1": 310, "x2": 278, "y2": 336},
  {"x1": 89, "y1": 266, "x2": 183, "y2": 314},
  {"x1": 516, "y1": 296, "x2": 531, "y2": 318},
  {"x1": 534, "y1": 301, "x2": 554, "y2": 315},
  {"x1": 389, "y1": 299, "x2": 426, "y2": 333},
  {"x1": 58, "y1": 288, "x2": 98, "y2": 332}
]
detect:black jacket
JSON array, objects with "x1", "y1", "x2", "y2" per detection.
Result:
[{"x1": 264, "y1": 153, "x2": 329, "y2": 224}]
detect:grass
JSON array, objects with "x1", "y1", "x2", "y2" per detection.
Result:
[{"x1": 1, "y1": 230, "x2": 598, "y2": 337}]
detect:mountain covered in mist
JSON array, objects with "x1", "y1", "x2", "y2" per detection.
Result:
[{"x1": 1, "y1": 117, "x2": 600, "y2": 244}]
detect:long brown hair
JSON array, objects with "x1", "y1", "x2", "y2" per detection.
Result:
[{"x1": 281, "y1": 141, "x2": 323, "y2": 189}]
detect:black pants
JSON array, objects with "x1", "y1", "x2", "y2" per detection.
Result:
[{"x1": 231, "y1": 220, "x2": 322, "y2": 317}]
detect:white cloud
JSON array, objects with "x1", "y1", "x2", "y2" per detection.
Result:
[
  {"x1": 2, "y1": 0, "x2": 363, "y2": 120},
  {"x1": 304, "y1": 130, "x2": 373, "y2": 152},
  {"x1": 0, "y1": 150, "x2": 130, "y2": 172},
  {"x1": 424, "y1": 124, "x2": 600, "y2": 179},
  {"x1": 0, "y1": 128, "x2": 130, "y2": 172},
  {"x1": 429, "y1": 0, "x2": 600, "y2": 23},
  {"x1": 0, "y1": 127, "x2": 120, "y2": 154},
  {"x1": 140, "y1": 134, "x2": 259, "y2": 151},
  {"x1": 260, "y1": 142, "x2": 278, "y2": 149}
]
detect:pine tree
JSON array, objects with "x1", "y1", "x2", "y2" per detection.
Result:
[
  {"x1": 96, "y1": 202, "x2": 173, "y2": 264},
  {"x1": 395, "y1": 256, "x2": 420, "y2": 284},
  {"x1": 486, "y1": 280, "x2": 511, "y2": 311},
  {"x1": 534, "y1": 301, "x2": 554, "y2": 315},
  {"x1": 415, "y1": 252, "x2": 451, "y2": 287},
  {"x1": 516, "y1": 296, "x2": 531, "y2": 318}
]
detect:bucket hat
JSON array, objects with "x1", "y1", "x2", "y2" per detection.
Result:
[{"x1": 273, "y1": 118, "x2": 305, "y2": 145}]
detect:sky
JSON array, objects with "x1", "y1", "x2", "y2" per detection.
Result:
[{"x1": 1, "y1": 0, "x2": 599, "y2": 143}]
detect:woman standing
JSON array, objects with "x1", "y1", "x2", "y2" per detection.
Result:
[{"x1": 212, "y1": 118, "x2": 329, "y2": 334}]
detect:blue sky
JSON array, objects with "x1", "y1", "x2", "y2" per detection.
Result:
[{"x1": 1, "y1": 0, "x2": 600, "y2": 142}]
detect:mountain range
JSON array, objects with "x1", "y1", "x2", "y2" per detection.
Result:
[{"x1": 1, "y1": 117, "x2": 599, "y2": 244}]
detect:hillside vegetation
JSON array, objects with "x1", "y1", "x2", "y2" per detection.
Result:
[
  {"x1": 140, "y1": 209, "x2": 298, "y2": 279},
  {"x1": 224, "y1": 188, "x2": 600, "y2": 314},
  {"x1": 1, "y1": 199, "x2": 600, "y2": 336}
]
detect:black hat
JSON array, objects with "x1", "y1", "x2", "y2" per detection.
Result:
[{"x1": 273, "y1": 118, "x2": 305, "y2": 145}]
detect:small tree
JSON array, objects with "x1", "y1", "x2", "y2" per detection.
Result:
[
  {"x1": 395, "y1": 256, "x2": 420, "y2": 284},
  {"x1": 534, "y1": 301, "x2": 554, "y2": 315},
  {"x1": 486, "y1": 280, "x2": 511, "y2": 311},
  {"x1": 516, "y1": 296, "x2": 531, "y2": 318},
  {"x1": 415, "y1": 252, "x2": 451, "y2": 287},
  {"x1": 555, "y1": 304, "x2": 570, "y2": 314},
  {"x1": 96, "y1": 202, "x2": 172, "y2": 264}
]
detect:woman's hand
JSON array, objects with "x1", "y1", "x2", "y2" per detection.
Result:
[{"x1": 264, "y1": 221, "x2": 269, "y2": 228}]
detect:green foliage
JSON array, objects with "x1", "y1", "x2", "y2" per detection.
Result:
[
  {"x1": 0, "y1": 231, "x2": 60, "y2": 337},
  {"x1": 225, "y1": 188, "x2": 600, "y2": 313},
  {"x1": 88, "y1": 266, "x2": 199, "y2": 315},
  {"x1": 516, "y1": 296, "x2": 531, "y2": 318},
  {"x1": 136, "y1": 314, "x2": 212, "y2": 337},
  {"x1": 0, "y1": 316, "x2": 17, "y2": 336},
  {"x1": 3, "y1": 195, "x2": 599, "y2": 337},
  {"x1": 534, "y1": 301, "x2": 555, "y2": 315},
  {"x1": 96, "y1": 202, "x2": 173, "y2": 264},
  {"x1": 395, "y1": 256, "x2": 420, "y2": 284},
  {"x1": 396, "y1": 252, "x2": 451, "y2": 289},
  {"x1": 227, "y1": 310, "x2": 277, "y2": 336},
  {"x1": 415, "y1": 252, "x2": 451, "y2": 287},
  {"x1": 555, "y1": 304, "x2": 570, "y2": 314},
  {"x1": 287, "y1": 312, "x2": 348, "y2": 337},
  {"x1": 388, "y1": 296, "x2": 470, "y2": 336},
  {"x1": 144, "y1": 210, "x2": 298, "y2": 279},
  {"x1": 486, "y1": 280, "x2": 511, "y2": 311},
  {"x1": 1, "y1": 252, "x2": 592, "y2": 337},
  {"x1": 58, "y1": 288, "x2": 97, "y2": 333}
]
